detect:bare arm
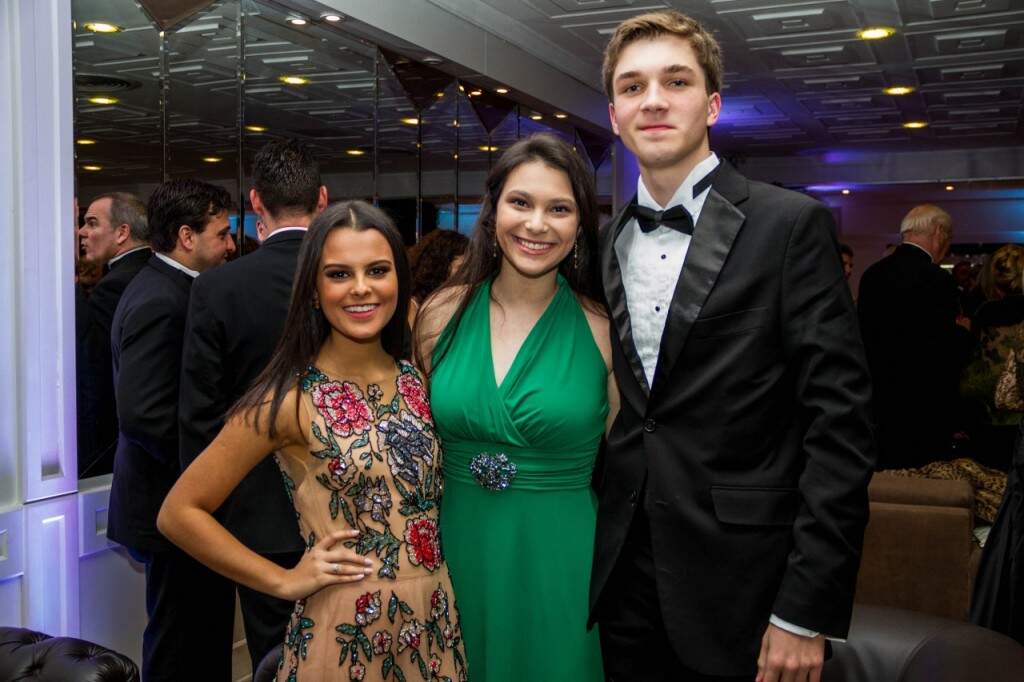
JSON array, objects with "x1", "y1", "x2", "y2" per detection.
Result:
[{"x1": 157, "y1": 388, "x2": 371, "y2": 600}]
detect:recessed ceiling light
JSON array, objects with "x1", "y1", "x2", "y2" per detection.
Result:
[
  {"x1": 435, "y1": 91, "x2": 445, "y2": 98},
  {"x1": 884, "y1": 86, "x2": 915, "y2": 96},
  {"x1": 401, "y1": 117, "x2": 420, "y2": 125},
  {"x1": 422, "y1": 55, "x2": 444, "y2": 65},
  {"x1": 279, "y1": 75, "x2": 309, "y2": 85},
  {"x1": 88, "y1": 96, "x2": 118, "y2": 105},
  {"x1": 530, "y1": 114, "x2": 542, "y2": 120},
  {"x1": 554, "y1": 113, "x2": 568, "y2": 119},
  {"x1": 203, "y1": 156, "x2": 223, "y2": 163},
  {"x1": 945, "y1": 184, "x2": 955, "y2": 191},
  {"x1": 287, "y1": 17, "x2": 308, "y2": 26},
  {"x1": 841, "y1": 189, "x2": 851, "y2": 195},
  {"x1": 453, "y1": 153, "x2": 459, "y2": 159},
  {"x1": 495, "y1": 87, "x2": 509, "y2": 94},
  {"x1": 245, "y1": 124, "x2": 267, "y2": 133},
  {"x1": 858, "y1": 27, "x2": 896, "y2": 40},
  {"x1": 82, "y1": 164, "x2": 102, "y2": 171},
  {"x1": 469, "y1": 89, "x2": 482, "y2": 96},
  {"x1": 903, "y1": 121, "x2": 928, "y2": 129},
  {"x1": 479, "y1": 145, "x2": 499, "y2": 152},
  {"x1": 76, "y1": 138, "x2": 96, "y2": 145},
  {"x1": 84, "y1": 22, "x2": 121, "y2": 33},
  {"x1": 322, "y1": 14, "x2": 343, "y2": 22},
  {"x1": 346, "y1": 149, "x2": 365, "y2": 156}
]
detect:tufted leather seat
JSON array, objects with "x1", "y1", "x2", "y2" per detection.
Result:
[
  {"x1": 0, "y1": 627, "x2": 139, "y2": 682},
  {"x1": 824, "y1": 605, "x2": 1024, "y2": 681}
]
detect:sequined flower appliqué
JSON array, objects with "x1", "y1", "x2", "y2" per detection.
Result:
[{"x1": 312, "y1": 380, "x2": 372, "y2": 438}]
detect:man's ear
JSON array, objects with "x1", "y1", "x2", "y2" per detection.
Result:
[
  {"x1": 250, "y1": 189, "x2": 264, "y2": 217},
  {"x1": 608, "y1": 101, "x2": 620, "y2": 136},
  {"x1": 178, "y1": 224, "x2": 195, "y2": 252},
  {"x1": 316, "y1": 185, "x2": 328, "y2": 212},
  {"x1": 114, "y1": 222, "x2": 131, "y2": 246},
  {"x1": 706, "y1": 92, "x2": 722, "y2": 127}
]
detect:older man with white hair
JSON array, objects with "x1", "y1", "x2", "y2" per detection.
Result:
[{"x1": 858, "y1": 204, "x2": 968, "y2": 470}]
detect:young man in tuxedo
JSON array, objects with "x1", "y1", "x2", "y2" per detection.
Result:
[
  {"x1": 76, "y1": 192, "x2": 151, "y2": 477},
  {"x1": 179, "y1": 138, "x2": 327, "y2": 673},
  {"x1": 590, "y1": 11, "x2": 876, "y2": 682},
  {"x1": 108, "y1": 179, "x2": 236, "y2": 681}
]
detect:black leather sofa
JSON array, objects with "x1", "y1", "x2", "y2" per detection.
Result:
[
  {"x1": 252, "y1": 604, "x2": 1024, "y2": 682},
  {"x1": 0, "y1": 627, "x2": 138, "y2": 682}
]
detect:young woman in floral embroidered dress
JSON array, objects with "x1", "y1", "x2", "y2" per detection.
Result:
[{"x1": 159, "y1": 200, "x2": 468, "y2": 682}]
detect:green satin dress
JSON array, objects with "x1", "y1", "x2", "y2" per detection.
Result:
[{"x1": 430, "y1": 275, "x2": 607, "y2": 681}]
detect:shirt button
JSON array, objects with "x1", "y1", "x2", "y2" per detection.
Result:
[
  {"x1": 644, "y1": 418, "x2": 657, "y2": 433},
  {"x1": 655, "y1": 305, "x2": 661, "y2": 312},
  {"x1": 661, "y1": 254, "x2": 667, "y2": 260}
]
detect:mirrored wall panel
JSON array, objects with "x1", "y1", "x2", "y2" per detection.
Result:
[{"x1": 71, "y1": 0, "x2": 613, "y2": 479}]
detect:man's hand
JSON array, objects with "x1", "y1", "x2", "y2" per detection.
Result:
[{"x1": 756, "y1": 624, "x2": 824, "y2": 682}]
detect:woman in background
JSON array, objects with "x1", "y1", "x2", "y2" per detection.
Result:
[
  {"x1": 159, "y1": 200, "x2": 467, "y2": 682},
  {"x1": 961, "y1": 244, "x2": 1024, "y2": 471},
  {"x1": 415, "y1": 134, "x2": 616, "y2": 681},
  {"x1": 408, "y1": 229, "x2": 469, "y2": 324}
]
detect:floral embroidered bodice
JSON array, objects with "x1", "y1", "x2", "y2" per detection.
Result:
[
  {"x1": 274, "y1": 360, "x2": 467, "y2": 682},
  {"x1": 279, "y1": 361, "x2": 444, "y2": 579}
]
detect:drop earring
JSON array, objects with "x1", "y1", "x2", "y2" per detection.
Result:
[
  {"x1": 493, "y1": 234, "x2": 498, "y2": 259},
  {"x1": 573, "y1": 240, "x2": 579, "y2": 270}
]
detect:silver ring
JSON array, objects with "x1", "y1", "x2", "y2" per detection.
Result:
[{"x1": 331, "y1": 563, "x2": 340, "y2": 575}]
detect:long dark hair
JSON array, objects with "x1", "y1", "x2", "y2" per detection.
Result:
[
  {"x1": 410, "y1": 229, "x2": 469, "y2": 302},
  {"x1": 415, "y1": 133, "x2": 602, "y2": 372},
  {"x1": 232, "y1": 200, "x2": 411, "y2": 437}
]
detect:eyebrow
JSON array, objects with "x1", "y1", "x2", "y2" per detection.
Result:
[
  {"x1": 615, "y1": 64, "x2": 696, "y2": 83},
  {"x1": 505, "y1": 188, "x2": 576, "y2": 205},
  {"x1": 321, "y1": 259, "x2": 393, "y2": 270}
]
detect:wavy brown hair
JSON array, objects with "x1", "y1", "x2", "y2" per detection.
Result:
[
  {"x1": 231, "y1": 200, "x2": 410, "y2": 438},
  {"x1": 416, "y1": 133, "x2": 602, "y2": 373},
  {"x1": 410, "y1": 229, "x2": 469, "y2": 302}
]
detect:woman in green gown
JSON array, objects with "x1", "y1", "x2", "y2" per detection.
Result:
[{"x1": 415, "y1": 134, "x2": 617, "y2": 681}]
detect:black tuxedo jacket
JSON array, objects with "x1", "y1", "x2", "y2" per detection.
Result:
[
  {"x1": 76, "y1": 248, "x2": 151, "y2": 477},
  {"x1": 179, "y1": 230, "x2": 304, "y2": 555},
  {"x1": 108, "y1": 254, "x2": 193, "y2": 552},
  {"x1": 591, "y1": 161, "x2": 875, "y2": 675},
  {"x1": 857, "y1": 244, "x2": 964, "y2": 469}
]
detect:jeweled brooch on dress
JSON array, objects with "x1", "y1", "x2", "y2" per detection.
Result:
[{"x1": 469, "y1": 453, "x2": 517, "y2": 491}]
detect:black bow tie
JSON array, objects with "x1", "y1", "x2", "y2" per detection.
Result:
[
  {"x1": 629, "y1": 169, "x2": 717, "y2": 235},
  {"x1": 630, "y1": 203, "x2": 694, "y2": 235}
]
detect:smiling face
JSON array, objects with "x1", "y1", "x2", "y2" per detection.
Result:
[
  {"x1": 187, "y1": 209, "x2": 236, "y2": 272},
  {"x1": 608, "y1": 35, "x2": 720, "y2": 175},
  {"x1": 494, "y1": 160, "x2": 579, "y2": 280},
  {"x1": 316, "y1": 227, "x2": 399, "y2": 343}
]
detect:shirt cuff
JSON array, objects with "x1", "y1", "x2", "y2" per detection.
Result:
[{"x1": 769, "y1": 615, "x2": 846, "y2": 643}]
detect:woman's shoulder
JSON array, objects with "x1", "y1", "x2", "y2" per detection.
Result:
[{"x1": 416, "y1": 285, "x2": 471, "y2": 338}]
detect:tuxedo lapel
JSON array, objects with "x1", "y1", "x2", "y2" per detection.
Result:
[
  {"x1": 601, "y1": 197, "x2": 650, "y2": 402},
  {"x1": 650, "y1": 163, "x2": 749, "y2": 396}
]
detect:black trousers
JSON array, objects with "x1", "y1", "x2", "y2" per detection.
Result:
[
  {"x1": 596, "y1": 504, "x2": 753, "y2": 682},
  {"x1": 134, "y1": 545, "x2": 234, "y2": 682},
  {"x1": 238, "y1": 550, "x2": 304, "y2": 674}
]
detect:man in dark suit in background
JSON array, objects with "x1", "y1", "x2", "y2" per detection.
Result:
[
  {"x1": 858, "y1": 204, "x2": 967, "y2": 470},
  {"x1": 591, "y1": 11, "x2": 875, "y2": 682},
  {"x1": 108, "y1": 179, "x2": 236, "y2": 681},
  {"x1": 76, "y1": 192, "x2": 151, "y2": 477},
  {"x1": 179, "y1": 138, "x2": 327, "y2": 673}
]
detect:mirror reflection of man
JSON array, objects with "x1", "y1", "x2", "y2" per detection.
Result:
[
  {"x1": 75, "y1": 192, "x2": 151, "y2": 477},
  {"x1": 179, "y1": 138, "x2": 328, "y2": 674},
  {"x1": 107, "y1": 179, "x2": 236, "y2": 682}
]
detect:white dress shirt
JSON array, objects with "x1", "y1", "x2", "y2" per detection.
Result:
[
  {"x1": 154, "y1": 252, "x2": 199, "y2": 279},
  {"x1": 615, "y1": 152, "x2": 720, "y2": 389}
]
